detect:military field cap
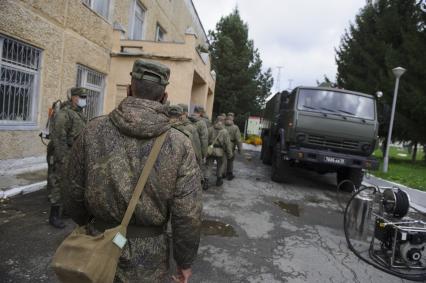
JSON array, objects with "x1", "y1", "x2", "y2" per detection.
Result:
[
  {"x1": 194, "y1": 105, "x2": 203, "y2": 113},
  {"x1": 130, "y1": 59, "x2": 170, "y2": 86},
  {"x1": 227, "y1": 112, "x2": 235, "y2": 117},
  {"x1": 70, "y1": 87, "x2": 88, "y2": 97},
  {"x1": 168, "y1": 105, "x2": 183, "y2": 117},
  {"x1": 178, "y1": 103, "x2": 188, "y2": 112},
  {"x1": 197, "y1": 106, "x2": 205, "y2": 113}
]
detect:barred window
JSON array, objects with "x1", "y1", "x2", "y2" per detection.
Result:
[
  {"x1": 0, "y1": 35, "x2": 41, "y2": 128},
  {"x1": 76, "y1": 65, "x2": 105, "y2": 120},
  {"x1": 129, "y1": 0, "x2": 146, "y2": 40}
]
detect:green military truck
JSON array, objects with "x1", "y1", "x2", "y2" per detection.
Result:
[{"x1": 261, "y1": 86, "x2": 379, "y2": 191}]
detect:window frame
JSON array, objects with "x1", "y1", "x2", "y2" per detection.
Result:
[
  {"x1": 0, "y1": 35, "x2": 42, "y2": 130},
  {"x1": 129, "y1": 0, "x2": 146, "y2": 40},
  {"x1": 76, "y1": 64, "x2": 106, "y2": 120},
  {"x1": 155, "y1": 24, "x2": 166, "y2": 42},
  {"x1": 82, "y1": 0, "x2": 111, "y2": 21}
]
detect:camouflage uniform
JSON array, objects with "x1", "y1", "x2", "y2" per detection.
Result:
[
  {"x1": 188, "y1": 114, "x2": 208, "y2": 159},
  {"x1": 169, "y1": 105, "x2": 202, "y2": 165},
  {"x1": 225, "y1": 116, "x2": 242, "y2": 179},
  {"x1": 206, "y1": 121, "x2": 233, "y2": 186},
  {"x1": 48, "y1": 90, "x2": 87, "y2": 206},
  {"x1": 197, "y1": 106, "x2": 212, "y2": 129},
  {"x1": 63, "y1": 60, "x2": 202, "y2": 283}
]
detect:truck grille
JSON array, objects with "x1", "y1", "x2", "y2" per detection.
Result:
[{"x1": 307, "y1": 135, "x2": 359, "y2": 150}]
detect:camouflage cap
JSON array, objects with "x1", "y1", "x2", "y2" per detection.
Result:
[
  {"x1": 227, "y1": 112, "x2": 235, "y2": 117},
  {"x1": 130, "y1": 59, "x2": 170, "y2": 86},
  {"x1": 197, "y1": 106, "x2": 205, "y2": 113},
  {"x1": 220, "y1": 113, "x2": 226, "y2": 117},
  {"x1": 168, "y1": 105, "x2": 183, "y2": 117},
  {"x1": 178, "y1": 103, "x2": 189, "y2": 113},
  {"x1": 70, "y1": 87, "x2": 88, "y2": 97}
]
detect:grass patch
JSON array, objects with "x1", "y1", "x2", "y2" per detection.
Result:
[{"x1": 372, "y1": 146, "x2": 426, "y2": 191}]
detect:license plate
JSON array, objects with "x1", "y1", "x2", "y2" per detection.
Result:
[{"x1": 324, "y1": 156, "x2": 345, "y2": 165}]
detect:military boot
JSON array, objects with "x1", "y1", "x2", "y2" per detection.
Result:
[
  {"x1": 49, "y1": 205, "x2": 65, "y2": 229},
  {"x1": 203, "y1": 178, "x2": 209, "y2": 191},
  {"x1": 226, "y1": 172, "x2": 235, "y2": 181},
  {"x1": 216, "y1": 177, "x2": 223, "y2": 187}
]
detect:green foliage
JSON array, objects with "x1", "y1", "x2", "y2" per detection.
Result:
[
  {"x1": 336, "y1": 0, "x2": 426, "y2": 143},
  {"x1": 209, "y1": 9, "x2": 273, "y2": 129},
  {"x1": 372, "y1": 147, "x2": 426, "y2": 191}
]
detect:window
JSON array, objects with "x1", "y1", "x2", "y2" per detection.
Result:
[
  {"x1": 155, "y1": 24, "x2": 166, "y2": 42},
  {"x1": 129, "y1": 0, "x2": 146, "y2": 40},
  {"x1": 0, "y1": 35, "x2": 41, "y2": 128},
  {"x1": 82, "y1": 0, "x2": 110, "y2": 19},
  {"x1": 76, "y1": 65, "x2": 105, "y2": 120}
]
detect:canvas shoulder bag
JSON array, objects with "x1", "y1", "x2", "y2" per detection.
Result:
[
  {"x1": 51, "y1": 131, "x2": 168, "y2": 283},
  {"x1": 207, "y1": 130, "x2": 222, "y2": 157}
]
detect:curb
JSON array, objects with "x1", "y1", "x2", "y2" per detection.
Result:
[{"x1": 0, "y1": 181, "x2": 47, "y2": 199}]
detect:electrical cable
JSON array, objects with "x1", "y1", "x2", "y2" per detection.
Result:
[{"x1": 343, "y1": 187, "x2": 426, "y2": 281}]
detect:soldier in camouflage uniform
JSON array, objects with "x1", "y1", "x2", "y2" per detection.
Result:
[
  {"x1": 198, "y1": 106, "x2": 211, "y2": 128},
  {"x1": 63, "y1": 59, "x2": 202, "y2": 283},
  {"x1": 188, "y1": 106, "x2": 209, "y2": 190},
  {"x1": 47, "y1": 87, "x2": 88, "y2": 229},
  {"x1": 225, "y1": 113, "x2": 242, "y2": 180},
  {"x1": 206, "y1": 118, "x2": 233, "y2": 187},
  {"x1": 169, "y1": 104, "x2": 202, "y2": 166}
]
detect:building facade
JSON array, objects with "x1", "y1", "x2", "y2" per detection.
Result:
[{"x1": 0, "y1": 0, "x2": 215, "y2": 161}]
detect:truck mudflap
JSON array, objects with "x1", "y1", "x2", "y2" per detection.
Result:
[{"x1": 287, "y1": 146, "x2": 379, "y2": 170}]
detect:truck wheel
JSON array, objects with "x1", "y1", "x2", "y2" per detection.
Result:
[
  {"x1": 261, "y1": 137, "x2": 272, "y2": 165},
  {"x1": 271, "y1": 146, "x2": 289, "y2": 183},
  {"x1": 337, "y1": 168, "x2": 363, "y2": 192}
]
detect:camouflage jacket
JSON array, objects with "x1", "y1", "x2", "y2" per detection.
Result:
[
  {"x1": 172, "y1": 118, "x2": 202, "y2": 163},
  {"x1": 50, "y1": 102, "x2": 87, "y2": 162},
  {"x1": 201, "y1": 115, "x2": 212, "y2": 129},
  {"x1": 189, "y1": 115, "x2": 208, "y2": 159},
  {"x1": 225, "y1": 120, "x2": 242, "y2": 151},
  {"x1": 208, "y1": 123, "x2": 233, "y2": 160},
  {"x1": 64, "y1": 96, "x2": 202, "y2": 268}
]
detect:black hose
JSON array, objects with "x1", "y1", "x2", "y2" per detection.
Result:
[{"x1": 343, "y1": 187, "x2": 426, "y2": 281}]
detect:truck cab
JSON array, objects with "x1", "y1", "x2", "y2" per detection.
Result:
[{"x1": 261, "y1": 86, "x2": 379, "y2": 191}]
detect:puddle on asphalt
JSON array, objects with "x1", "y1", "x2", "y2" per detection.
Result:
[
  {"x1": 274, "y1": 200, "x2": 301, "y2": 217},
  {"x1": 201, "y1": 220, "x2": 237, "y2": 237},
  {"x1": 16, "y1": 170, "x2": 47, "y2": 182}
]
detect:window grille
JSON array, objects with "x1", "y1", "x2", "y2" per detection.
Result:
[
  {"x1": 76, "y1": 65, "x2": 105, "y2": 120},
  {"x1": 0, "y1": 35, "x2": 41, "y2": 127}
]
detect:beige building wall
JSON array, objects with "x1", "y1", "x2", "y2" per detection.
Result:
[
  {"x1": 0, "y1": 0, "x2": 112, "y2": 160},
  {"x1": 0, "y1": 0, "x2": 215, "y2": 161}
]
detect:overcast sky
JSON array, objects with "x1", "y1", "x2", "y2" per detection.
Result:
[{"x1": 192, "y1": 0, "x2": 366, "y2": 91}]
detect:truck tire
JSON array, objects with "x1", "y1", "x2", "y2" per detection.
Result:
[
  {"x1": 271, "y1": 146, "x2": 289, "y2": 183},
  {"x1": 261, "y1": 137, "x2": 272, "y2": 165},
  {"x1": 337, "y1": 168, "x2": 363, "y2": 192}
]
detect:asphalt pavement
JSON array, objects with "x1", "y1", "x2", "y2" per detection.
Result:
[{"x1": 0, "y1": 151, "x2": 423, "y2": 282}]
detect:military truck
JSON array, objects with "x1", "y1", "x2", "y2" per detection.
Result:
[{"x1": 261, "y1": 86, "x2": 379, "y2": 191}]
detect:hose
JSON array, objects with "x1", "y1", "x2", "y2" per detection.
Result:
[{"x1": 343, "y1": 187, "x2": 426, "y2": 281}]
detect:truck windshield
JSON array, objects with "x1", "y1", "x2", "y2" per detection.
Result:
[{"x1": 297, "y1": 89, "x2": 375, "y2": 120}]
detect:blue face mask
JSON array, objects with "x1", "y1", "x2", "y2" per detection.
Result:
[{"x1": 77, "y1": 98, "x2": 87, "y2": 108}]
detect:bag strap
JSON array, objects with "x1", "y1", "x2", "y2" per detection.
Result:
[
  {"x1": 209, "y1": 130, "x2": 222, "y2": 147},
  {"x1": 121, "y1": 131, "x2": 168, "y2": 228}
]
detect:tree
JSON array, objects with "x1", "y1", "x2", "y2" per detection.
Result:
[
  {"x1": 209, "y1": 9, "x2": 273, "y2": 129},
  {"x1": 336, "y1": 0, "x2": 426, "y2": 154}
]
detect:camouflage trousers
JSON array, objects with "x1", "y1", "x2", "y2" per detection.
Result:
[
  {"x1": 206, "y1": 156, "x2": 224, "y2": 179},
  {"x1": 46, "y1": 144, "x2": 61, "y2": 205},
  {"x1": 226, "y1": 155, "x2": 235, "y2": 174},
  {"x1": 114, "y1": 234, "x2": 170, "y2": 283}
]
